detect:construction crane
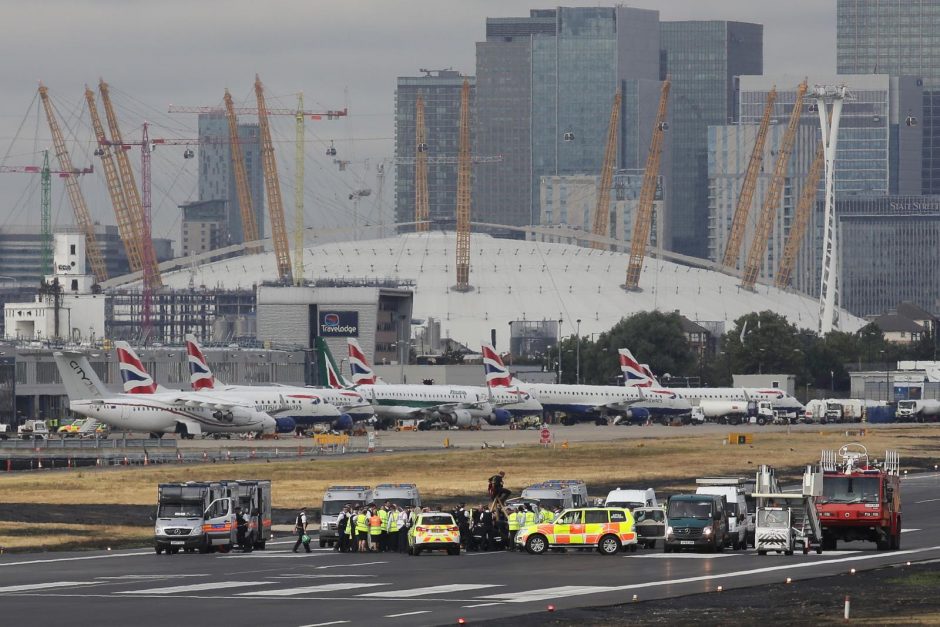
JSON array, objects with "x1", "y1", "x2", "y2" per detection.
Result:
[
  {"x1": 775, "y1": 139, "x2": 825, "y2": 289},
  {"x1": 254, "y1": 74, "x2": 293, "y2": 283},
  {"x1": 722, "y1": 87, "x2": 777, "y2": 270},
  {"x1": 741, "y1": 80, "x2": 808, "y2": 291},
  {"x1": 38, "y1": 83, "x2": 109, "y2": 283},
  {"x1": 294, "y1": 93, "x2": 305, "y2": 285},
  {"x1": 98, "y1": 79, "x2": 162, "y2": 288},
  {"x1": 85, "y1": 85, "x2": 142, "y2": 274},
  {"x1": 591, "y1": 89, "x2": 622, "y2": 249},
  {"x1": 414, "y1": 94, "x2": 429, "y2": 233},
  {"x1": 624, "y1": 79, "x2": 670, "y2": 290},
  {"x1": 454, "y1": 79, "x2": 472, "y2": 291},
  {"x1": 140, "y1": 122, "x2": 155, "y2": 343},
  {"x1": 0, "y1": 152, "x2": 93, "y2": 276},
  {"x1": 223, "y1": 89, "x2": 260, "y2": 250}
]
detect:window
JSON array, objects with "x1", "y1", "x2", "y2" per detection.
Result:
[
  {"x1": 70, "y1": 244, "x2": 76, "y2": 255},
  {"x1": 557, "y1": 510, "x2": 582, "y2": 525},
  {"x1": 609, "y1": 510, "x2": 627, "y2": 523},
  {"x1": 584, "y1": 510, "x2": 608, "y2": 524}
]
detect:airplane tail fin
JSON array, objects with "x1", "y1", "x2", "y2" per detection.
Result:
[
  {"x1": 115, "y1": 341, "x2": 158, "y2": 394},
  {"x1": 640, "y1": 364, "x2": 659, "y2": 387},
  {"x1": 481, "y1": 343, "x2": 512, "y2": 388},
  {"x1": 54, "y1": 352, "x2": 109, "y2": 400},
  {"x1": 315, "y1": 337, "x2": 352, "y2": 389},
  {"x1": 185, "y1": 333, "x2": 218, "y2": 391},
  {"x1": 618, "y1": 348, "x2": 655, "y2": 387},
  {"x1": 347, "y1": 338, "x2": 379, "y2": 385}
]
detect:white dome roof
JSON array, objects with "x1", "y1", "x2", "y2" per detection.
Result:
[{"x1": 160, "y1": 232, "x2": 863, "y2": 344}]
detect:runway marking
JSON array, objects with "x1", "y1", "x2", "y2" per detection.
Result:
[
  {"x1": 115, "y1": 581, "x2": 272, "y2": 595},
  {"x1": 298, "y1": 622, "x2": 350, "y2": 627},
  {"x1": 632, "y1": 553, "x2": 739, "y2": 559},
  {"x1": 902, "y1": 528, "x2": 922, "y2": 532},
  {"x1": 479, "y1": 545, "x2": 940, "y2": 603},
  {"x1": 916, "y1": 497, "x2": 940, "y2": 503},
  {"x1": 239, "y1": 582, "x2": 388, "y2": 596},
  {"x1": 384, "y1": 611, "x2": 430, "y2": 618},
  {"x1": 269, "y1": 574, "x2": 376, "y2": 579},
  {"x1": 0, "y1": 581, "x2": 97, "y2": 593},
  {"x1": 462, "y1": 602, "x2": 506, "y2": 608},
  {"x1": 480, "y1": 585, "x2": 617, "y2": 603},
  {"x1": 315, "y1": 561, "x2": 387, "y2": 569},
  {"x1": 360, "y1": 584, "x2": 500, "y2": 598},
  {"x1": 97, "y1": 575, "x2": 208, "y2": 580},
  {"x1": 0, "y1": 552, "x2": 150, "y2": 567}
]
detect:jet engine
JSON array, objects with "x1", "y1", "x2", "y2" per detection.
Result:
[
  {"x1": 274, "y1": 417, "x2": 297, "y2": 434},
  {"x1": 488, "y1": 408, "x2": 512, "y2": 426},
  {"x1": 622, "y1": 407, "x2": 650, "y2": 425},
  {"x1": 332, "y1": 414, "x2": 354, "y2": 432},
  {"x1": 451, "y1": 409, "x2": 472, "y2": 428}
]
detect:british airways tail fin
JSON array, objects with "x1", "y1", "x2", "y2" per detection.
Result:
[
  {"x1": 481, "y1": 343, "x2": 512, "y2": 388},
  {"x1": 185, "y1": 334, "x2": 218, "y2": 391},
  {"x1": 347, "y1": 338, "x2": 381, "y2": 385},
  {"x1": 115, "y1": 341, "x2": 160, "y2": 394},
  {"x1": 618, "y1": 348, "x2": 657, "y2": 387}
]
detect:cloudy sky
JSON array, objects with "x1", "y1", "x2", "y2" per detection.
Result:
[{"x1": 0, "y1": 0, "x2": 835, "y2": 248}]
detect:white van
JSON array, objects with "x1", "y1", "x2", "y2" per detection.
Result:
[
  {"x1": 372, "y1": 483, "x2": 421, "y2": 509},
  {"x1": 694, "y1": 479, "x2": 749, "y2": 550},
  {"x1": 521, "y1": 480, "x2": 589, "y2": 510},
  {"x1": 604, "y1": 488, "x2": 658, "y2": 510},
  {"x1": 319, "y1": 485, "x2": 372, "y2": 548}
]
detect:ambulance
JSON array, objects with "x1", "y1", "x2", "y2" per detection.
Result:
[{"x1": 514, "y1": 506, "x2": 637, "y2": 555}]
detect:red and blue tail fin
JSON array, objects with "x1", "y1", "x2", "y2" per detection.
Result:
[
  {"x1": 619, "y1": 348, "x2": 655, "y2": 387},
  {"x1": 185, "y1": 334, "x2": 217, "y2": 391},
  {"x1": 347, "y1": 338, "x2": 378, "y2": 385},
  {"x1": 481, "y1": 343, "x2": 512, "y2": 388},
  {"x1": 115, "y1": 341, "x2": 158, "y2": 394}
]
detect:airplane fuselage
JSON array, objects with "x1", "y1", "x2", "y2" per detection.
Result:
[
  {"x1": 69, "y1": 396, "x2": 274, "y2": 435},
  {"x1": 518, "y1": 383, "x2": 690, "y2": 418}
]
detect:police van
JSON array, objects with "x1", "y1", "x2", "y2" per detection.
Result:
[
  {"x1": 319, "y1": 485, "x2": 372, "y2": 548},
  {"x1": 521, "y1": 480, "x2": 589, "y2": 510},
  {"x1": 372, "y1": 483, "x2": 421, "y2": 509}
]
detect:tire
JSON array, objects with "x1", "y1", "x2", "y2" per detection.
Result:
[
  {"x1": 784, "y1": 550, "x2": 794, "y2": 556},
  {"x1": 757, "y1": 550, "x2": 767, "y2": 556},
  {"x1": 598, "y1": 534, "x2": 621, "y2": 556},
  {"x1": 526, "y1": 534, "x2": 548, "y2": 555},
  {"x1": 757, "y1": 417, "x2": 766, "y2": 426},
  {"x1": 447, "y1": 547, "x2": 460, "y2": 556},
  {"x1": 218, "y1": 544, "x2": 231, "y2": 554},
  {"x1": 412, "y1": 547, "x2": 421, "y2": 556},
  {"x1": 647, "y1": 540, "x2": 656, "y2": 549},
  {"x1": 198, "y1": 537, "x2": 211, "y2": 554},
  {"x1": 155, "y1": 546, "x2": 164, "y2": 555},
  {"x1": 319, "y1": 538, "x2": 327, "y2": 548}
]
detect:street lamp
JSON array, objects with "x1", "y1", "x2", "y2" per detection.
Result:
[
  {"x1": 880, "y1": 350, "x2": 888, "y2": 402},
  {"x1": 575, "y1": 319, "x2": 582, "y2": 385}
]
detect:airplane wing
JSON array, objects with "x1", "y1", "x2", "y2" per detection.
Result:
[{"x1": 159, "y1": 391, "x2": 254, "y2": 411}]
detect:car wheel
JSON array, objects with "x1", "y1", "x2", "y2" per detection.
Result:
[
  {"x1": 412, "y1": 547, "x2": 421, "y2": 556},
  {"x1": 218, "y1": 544, "x2": 231, "y2": 554},
  {"x1": 447, "y1": 547, "x2": 460, "y2": 556},
  {"x1": 155, "y1": 546, "x2": 164, "y2": 555},
  {"x1": 598, "y1": 535, "x2": 621, "y2": 556},
  {"x1": 784, "y1": 550, "x2": 794, "y2": 556},
  {"x1": 663, "y1": 545, "x2": 672, "y2": 553},
  {"x1": 757, "y1": 550, "x2": 767, "y2": 556},
  {"x1": 526, "y1": 534, "x2": 548, "y2": 555}
]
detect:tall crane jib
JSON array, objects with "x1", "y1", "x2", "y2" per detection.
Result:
[
  {"x1": 776, "y1": 139, "x2": 825, "y2": 289},
  {"x1": 722, "y1": 87, "x2": 777, "y2": 270},
  {"x1": 454, "y1": 79, "x2": 472, "y2": 291},
  {"x1": 591, "y1": 89, "x2": 622, "y2": 249},
  {"x1": 741, "y1": 80, "x2": 808, "y2": 291},
  {"x1": 294, "y1": 92, "x2": 305, "y2": 286},
  {"x1": 624, "y1": 79, "x2": 670, "y2": 291},
  {"x1": 85, "y1": 85, "x2": 142, "y2": 274},
  {"x1": 414, "y1": 94, "x2": 430, "y2": 233},
  {"x1": 254, "y1": 75, "x2": 293, "y2": 283},
  {"x1": 38, "y1": 83, "x2": 109, "y2": 283},
  {"x1": 223, "y1": 89, "x2": 260, "y2": 249}
]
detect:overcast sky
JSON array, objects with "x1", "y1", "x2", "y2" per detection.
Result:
[{"x1": 0, "y1": 0, "x2": 836, "y2": 247}]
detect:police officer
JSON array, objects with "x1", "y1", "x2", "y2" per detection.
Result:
[
  {"x1": 524, "y1": 504, "x2": 537, "y2": 528},
  {"x1": 480, "y1": 505, "x2": 494, "y2": 551},
  {"x1": 506, "y1": 506, "x2": 520, "y2": 551},
  {"x1": 293, "y1": 507, "x2": 311, "y2": 553},
  {"x1": 377, "y1": 503, "x2": 390, "y2": 552},
  {"x1": 539, "y1": 504, "x2": 555, "y2": 524},
  {"x1": 385, "y1": 504, "x2": 398, "y2": 552},
  {"x1": 355, "y1": 506, "x2": 369, "y2": 553},
  {"x1": 235, "y1": 507, "x2": 250, "y2": 552},
  {"x1": 346, "y1": 507, "x2": 358, "y2": 552},
  {"x1": 336, "y1": 505, "x2": 350, "y2": 553}
]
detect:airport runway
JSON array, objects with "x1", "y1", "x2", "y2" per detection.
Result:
[{"x1": 2, "y1": 473, "x2": 939, "y2": 626}]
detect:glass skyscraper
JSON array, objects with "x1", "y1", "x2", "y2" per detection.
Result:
[
  {"x1": 660, "y1": 21, "x2": 763, "y2": 258},
  {"x1": 838, "y1": 0, "x2": 940, "y2": 193},
  {"x1": 394, "y1": 70, "x2": 474, "y2": 230}
]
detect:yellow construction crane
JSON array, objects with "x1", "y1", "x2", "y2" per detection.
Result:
[
  {"x1": 85, "y1": 86, "x2": 141, "y2": 274},
  {"x1": 741, "y1": 80, "x2": 808, "y2": 290},
  {"x1": 414, "y1": 94, "x2": 430, "y2": 233},
  {"x1": 722, "y1": 87, "x2": 776, "y2": 270},
  {"x1": 99, "y1": 79, "x2": 162, "y2": 288},
  {"x1": 591, "y1": 89, "x2": 622, "y2": 249},
  {"x1": 624, "y1": 79, "x2": 670, "y2": 290},
  {"x1": 293, "y1": 93, "x2": 305, "y2": 286},
  {"x1": 254, "y1": 74, "x2": 293, "y2": 283},
  {"x1": 38, "y1": 83, "x2": 109, "y2": 283},
  {"x1": 223, "y1": 89, "x2": 260, "y2": 251},
  {"x1": 775, "y1": 139, "x2": 824, "y2": 289},
  {"x1": 454, "y1": 79, "x2": 472, "y2": 291}
]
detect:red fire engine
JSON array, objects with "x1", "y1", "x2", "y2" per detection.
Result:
[{"x1": 816, "y1": 443, "x2": 901, "y2": 551}]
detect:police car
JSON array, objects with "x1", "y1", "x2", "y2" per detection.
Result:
[
  {"x1": 515, "y1": 507, "x2": 637, "y2": 555},
  {"x1": 408, "y1": 512, "x2": 461, "y2": 556}
]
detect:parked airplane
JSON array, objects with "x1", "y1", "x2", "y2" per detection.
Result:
[
  {"x1": 185, "y1": 334, "x2": 373, "y2": 431},
  {"x1": 480, "y1": 344, "x2": 691, "y2": 425},
  {"x1": 54, "y1": 350, "x2": 278, "y2": 439},
  {"x1": 618, "y1": 348, "x2": 804, "y2": 421}
]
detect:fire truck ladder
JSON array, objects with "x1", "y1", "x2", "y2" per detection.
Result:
[{"x1": 752, "y1": 464, "x2": 823, "y2": 553}]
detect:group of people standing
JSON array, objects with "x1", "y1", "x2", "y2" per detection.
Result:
[
  {"x1": 448, "y1": 501, "x2": 558, "y2": 552},
  {"x1": 335, "y1": 502, "x2": 416, "y2": 553}
]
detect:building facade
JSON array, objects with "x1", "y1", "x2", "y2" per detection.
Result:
[
  {"x1": 197, "y1": 113, "x2": 264, "y2": 244},
  {"x1": 179, "y1": 199, "x2": 229, "y2": 256},
  {"x1": 394, "y1": 70, "x2": 474, "y2": 230},
  {"x1": 838, "y1": 195, "x2": 940, "y2": 317},
  {"x1": 837, "y1": 0, "x2": 940, "y2": 194},
  {"x1": 473, "y1": 6, "x2": 662, "y2": 234},
  {"x1": 660, "y1": 20, "x2": 763, "y2": 258}
]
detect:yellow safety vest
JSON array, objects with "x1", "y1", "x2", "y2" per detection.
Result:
[
  {"x1": 355, "y1": 513, "x2": 369, "y2": 533},
  {"x1": 378, "y1": 509, "x2": 388, "y2": 528},
  {"x1": 524, "y1": 511, "x2": 536, "y2": 525},
  {"x1": 369, "y1": 514, "x2": 382, "y2": 535},
  {"x1": 508, "y1": 512, "x2": 521, "y2": 531},
  {"x1": 387, "y1": 512, "x2": 399, "y2": 532},
  {"x1": 346, "y1": 516, "x2": 355, "y2": 536},
  {"x1": 540, "y1": 509, "x2": 554, "y2": 523}
]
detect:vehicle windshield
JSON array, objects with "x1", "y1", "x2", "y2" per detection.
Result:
[
  {"x1": 668, "y1": 500, "x2": 713, "y2": 519},
  {"x1": 607, "y1": 501, "x2": 643, "y2": 511},
  {"x1": 758, "y1": 510, "x2": 789, "y2": 528},
  {"x1": 157, "y1": 502, "x2": 203, "y2": 518},
  {"x1": 420, "y1": 515, "x2": 454, "y2": 526},
  {"x1": 322, "y1": 500, "x2": 364, "y2": 516},
  {"x1": 898, "y1": 401, "x2": 915, "y2": 409},
  {"x1": 375, "y1": 498, "x2": 417, "y2": 508},
  {"x1": 634, "y1": 509, "x2": 664, "y2": 523},
  {"x1": 820, "y1": 476, "x2": 880, "y2": 504}
]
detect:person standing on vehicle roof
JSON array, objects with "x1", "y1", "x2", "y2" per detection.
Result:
[
  {"x1": 488, "y1": 471, "x2": 511, "y2": 505},
  {"x1": 335, "y1": 505, "x2": 350, "y2": 553},
  {"x1": 293, "y1": 507, "x2": 311, "y2": 553}
]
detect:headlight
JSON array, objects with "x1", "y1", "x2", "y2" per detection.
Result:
[
  {"x1": 703, "y1": 526, "x2": 713, "y2": 535},
  {"x1": 665, "y1": 526, "x2": 673, "y2": 535}
]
